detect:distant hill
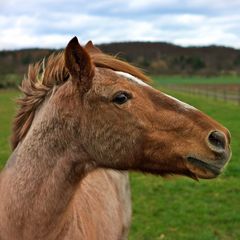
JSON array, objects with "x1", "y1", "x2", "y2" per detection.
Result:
[
  {"x1": 99, "y1": 42, "x2": 240, "y2": 75},
  {"x1": 0, "y1": 48, "x2": 55, "y2": 76},
  {"x1": 0, "y1": 42, "x2": 240, "y2": 88}
]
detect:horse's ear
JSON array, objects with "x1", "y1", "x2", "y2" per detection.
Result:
[
  {"x1": 85, "y1": 40, "x2": 102, "y2": 54},
  {"x1": 65, "y1": 37, "x2": 94, "y2": 93}
]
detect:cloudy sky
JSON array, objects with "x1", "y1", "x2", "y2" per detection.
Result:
[{"x1": 1, "y1": 0, "x2": 240, "y2": 50}]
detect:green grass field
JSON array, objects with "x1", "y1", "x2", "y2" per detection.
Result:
[
  {"x1": 0, "y1": 74, "x2": 21, "y2": 88},
  {"x1": 0, "y1": 85, "x2": 240, "y2": 240},
  {"x1": 0, "y1": 90, "x2": 20, "y2": 165},
  {"x1": 129, "y1": 88, "x2": 240, "y2": 240}
]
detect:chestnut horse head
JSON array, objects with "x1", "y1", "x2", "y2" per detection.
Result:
[{"x1": 13, "y1": 37, "x2": 231, "y2": 180}]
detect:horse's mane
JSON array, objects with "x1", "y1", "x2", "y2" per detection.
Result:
[{"x1": 11, "y1": 50, "x2": 150, "y2": 150}]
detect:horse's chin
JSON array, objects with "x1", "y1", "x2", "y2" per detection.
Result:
[
  {"x1": 132, "y1": 151, "x2": 231, "y2": 180},
  {"x1": 185, "y1": 156, "x2": 226, "y2": 179}
]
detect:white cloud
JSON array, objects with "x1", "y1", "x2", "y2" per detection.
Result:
[
  {"x1": 0, "y1": 0, "x2": 239, "y2": 49},
  {"x1": 128, "y1": 0, "x2": 180, "y2": 10}
]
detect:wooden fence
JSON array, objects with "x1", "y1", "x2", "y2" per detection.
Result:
[{"x1": 165, "y1": 84, "x2": 240, "y2": 105}]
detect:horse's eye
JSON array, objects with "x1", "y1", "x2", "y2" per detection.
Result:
[{"x1": 112, "y1": 92, "x2": 131, "y2": 105}]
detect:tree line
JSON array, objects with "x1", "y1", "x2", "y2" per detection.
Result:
[{"x1": 0, "y1": 42, "x2": 240, "y2": 88}]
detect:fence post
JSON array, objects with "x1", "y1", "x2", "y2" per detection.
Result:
[
  {"x1": 223, "y1": 89, "x2": 227, "y2": 102},
  {"x1": 214, "y1": 88, "x2": 217, "y2": 100}
]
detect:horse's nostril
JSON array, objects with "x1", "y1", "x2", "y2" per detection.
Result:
[{"x1": 208, "y1": 131, "x2": 226, "y2": 150}]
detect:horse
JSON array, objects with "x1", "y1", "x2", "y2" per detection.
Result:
[{"x1": 0, "y1": 37, "x2": 231, "y2": 240}]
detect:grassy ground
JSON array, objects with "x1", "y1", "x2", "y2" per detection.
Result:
[
  {"x1": 0, "y1": 90, "x2": 20, "y2": 166},
  {"x1": 0, "y1": 74, "x2": 21, "y2": 88},
  {"x1": 0, "y1": 87, "x2": 239, "y2": 240},
  {"x1": 130, "y1": 88, "x2": 240, "y2": 240}
]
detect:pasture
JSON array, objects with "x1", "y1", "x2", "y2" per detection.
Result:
[
  {"x1": 153, "y1": 75, "x2": 240, "y2": 105},
  {"x1": 0, "y1": 79, "x2": 239, "y2": 239}
]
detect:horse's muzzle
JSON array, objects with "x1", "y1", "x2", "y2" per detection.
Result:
[{"x1": 186, "y1": 129, "x2": 231, "y2": 179}]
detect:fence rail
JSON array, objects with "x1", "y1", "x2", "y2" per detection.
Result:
[{"x1": 165, "y1": 84, "x2": 240, "y2": 105}]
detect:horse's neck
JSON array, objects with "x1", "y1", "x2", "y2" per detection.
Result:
[
  {"x1": 0, "y1": 102, "x2": 92, "y2": 237},
  {"x1": 1, "y1": 147, "x2": 132, "y2": 239}
]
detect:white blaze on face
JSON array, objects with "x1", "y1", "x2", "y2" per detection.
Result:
[
  {"x1": 162, "y1": 93, "x2": 197, "y2": 110},
  {"x1": 115, "y1": 71, "x2": 197, "y2": 111},
  {"x1": 115, "y1": 71, "x2": 151, "y2": 88}
]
